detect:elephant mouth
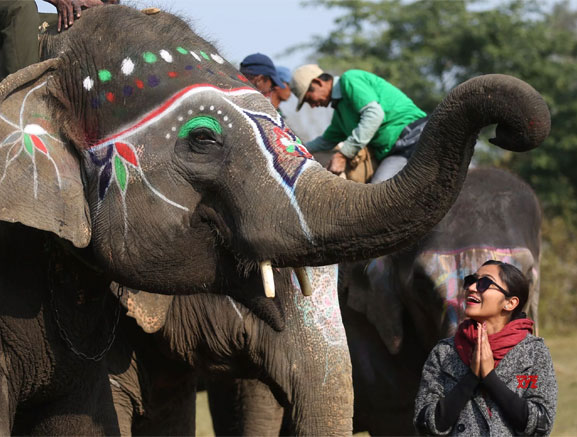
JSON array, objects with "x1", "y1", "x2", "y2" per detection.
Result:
[
  {"x1": 259, "y1": 261, "x2": 312, "y2": 298},
  {"x1": 197, "y1": 204, "x2": 313, "y2": 299}
]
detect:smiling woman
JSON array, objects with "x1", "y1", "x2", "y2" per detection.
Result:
[{"x1": 414, "y1": 260, "x2": 558, "y2": 436}]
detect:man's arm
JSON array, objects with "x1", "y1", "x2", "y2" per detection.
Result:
[
  {"x1": 306, "y1": 136, "x2": 337, "y2": 153},
  {"x1": 44, "y1": 0, "x2": 118, "y2": 32},
  {"x1": 338, "y1": 101, "x2": 384, "y2": 158}
]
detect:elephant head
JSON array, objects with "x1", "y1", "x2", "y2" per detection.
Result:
[{"x1": 0, "y1": 5, "x2": 550, "y2": 297}]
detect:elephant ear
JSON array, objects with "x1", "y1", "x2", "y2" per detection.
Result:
[
  {"x1": 112, "y1": 282, "x2": 174, "y2": 334},
  {"x1": 0, "y1": 59, "x2": 90, "y2": 247}
]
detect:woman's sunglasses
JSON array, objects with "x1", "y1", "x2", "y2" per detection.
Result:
[{"x1": 463, "y1": 274, "x2": 509, "y2": 296}]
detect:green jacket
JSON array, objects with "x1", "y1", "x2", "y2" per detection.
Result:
[{"x1": 316, "y1": 70, "x2": 426, "y2": 162}]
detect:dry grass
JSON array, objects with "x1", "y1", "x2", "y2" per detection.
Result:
[{"x1": 544, "y1": 332, "x2": 577, "y2": 436}]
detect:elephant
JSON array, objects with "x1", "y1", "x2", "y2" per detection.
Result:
[
  {"x1": 340, "y1": 167, "x2": 542, "y2": 435},
  {"x1": 107, "y1": 265, "x2": 345, "y2": 436},
  {"x1": 0, "y1": 3, "x2": 550, "y2": 435}
]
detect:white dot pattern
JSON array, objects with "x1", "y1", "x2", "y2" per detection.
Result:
[{"x1": 121, "y1": 58, "x2": 135, "y2": 75}]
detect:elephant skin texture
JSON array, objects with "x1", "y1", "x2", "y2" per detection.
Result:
[
  {"x1": 341, "y1": 167, "x2": 542, "y2": 435},
  {"x1": 108, "y1": 265, "x2": 351, "y2": 436},
  {"x1": 0, "y1": 4, "x2": 549, "y2": 435}
]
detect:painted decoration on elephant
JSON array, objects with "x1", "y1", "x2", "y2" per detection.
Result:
[
  {"x1": 80, "y1": 46, "x2": 248, "y2": 108},
  {"x1": 292, "y1": 265, "x2": 347, "y2": 348},
  {"x1": 417, "y1": 247, "x2": 538, "y2": 334},
  {"x1": 0, "y1": 81, "x2": 63, "y2": 197},
  {"x1": 89, "y1": 84, "x2": 315, "y2": 238}
]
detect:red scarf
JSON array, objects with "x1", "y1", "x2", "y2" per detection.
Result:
[{"x1": 454, "y1": 318, "x2": 534, "y2": 367}]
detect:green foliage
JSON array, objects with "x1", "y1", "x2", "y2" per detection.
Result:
[{"x1": 304, "y1": 0, "x2": 577, "y2": 221}]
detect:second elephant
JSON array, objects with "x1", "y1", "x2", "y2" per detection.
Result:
[{"x1": 108, "y1": 265, "x2": 348, "y2": 436}]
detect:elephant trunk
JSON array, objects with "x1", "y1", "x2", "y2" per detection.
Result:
[{"x1": 269, "y1": 75, "x2": 550, "y2": 267}]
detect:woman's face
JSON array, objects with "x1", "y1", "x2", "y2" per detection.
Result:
[{"x1": 464, "y1": 264, "x2": 510, "y2": 321}]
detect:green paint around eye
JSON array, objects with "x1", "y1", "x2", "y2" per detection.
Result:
[
  {"x1": 200, "y1": 51, "x2": 210, "y2": 60},
  {"x1": 176, "y1": 47, "x2": 188, "y2": 55},
  {"x1": 286, "y1": 144, "x2": 295, "y2": 153},
  {"x1": 143, "y1": 52, "x2": 157, "y2": 63},
  {"x1": 114, "y1": 155, "x2": 127, "y2": 191},
  {"x1": 98, "y1": 69, "x2": 112, "y2": 82},
  {"x1": 23, "y1": 134, "x2": 34, "y2": 155},
  {"x1": 178, "y1": 116, "x2": 222, "y2": 138}
]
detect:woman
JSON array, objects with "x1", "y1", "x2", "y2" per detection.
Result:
[{"x1": 414, "y1": 260, "x2": 557, "y2": 436}]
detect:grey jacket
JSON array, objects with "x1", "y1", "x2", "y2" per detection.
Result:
[{"x1": 414, "y1": 334, "x2": 557, "y2": 436}]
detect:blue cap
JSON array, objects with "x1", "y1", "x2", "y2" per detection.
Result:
[
  {"x1": 239, "y1": 53, "x2": 286, "y2": 88},
  {"x1": 276, "y1": 66, "x2": 291, "y2": 84}
]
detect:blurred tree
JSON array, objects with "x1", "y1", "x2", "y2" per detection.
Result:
[{"x1": 304, "y1": 0, "x2": 577, "y2": 222}]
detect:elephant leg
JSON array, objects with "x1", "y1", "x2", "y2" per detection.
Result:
[
  {"x1": 207, "y1": 377, "x2": 283, "y2": 436},
  {"x1": 109, "y1": 376, "x2": 135, "y2": 436},
  {"x1": 0, "y1": 349, "x2": 15, "y2": 435},
  {"x1": 12, "y1": 365, "x2": 120, "y2": 436},
  {"x1": 238, "y1": 379, "x2": 283, "y2": 436}
]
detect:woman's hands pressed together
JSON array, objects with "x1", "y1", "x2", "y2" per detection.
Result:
[{"x1": 470, "y1": 322, "x2": 495, "y2": 379}]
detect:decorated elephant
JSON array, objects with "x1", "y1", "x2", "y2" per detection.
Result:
[
  {"x1": 107, "y1": 265, "x2": 344, "y2": 436},
  {"x1": 341, "y1": 167, "x2": 542, "y2": 434},
  {"x1": 0, "y1": 3, "x2": 549, "y2": 435}
]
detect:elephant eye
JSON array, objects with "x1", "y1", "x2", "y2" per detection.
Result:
[
  {"x1": 189, "y1": 128, "x2": 218, "y2": 144},
  {"x1": 179, "y1": 116, "x2": 223, "y2": 153}
]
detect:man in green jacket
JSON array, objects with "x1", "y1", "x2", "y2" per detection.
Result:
[{"x1": 291, "y1": 64, "x2": 428, "y2": 183}]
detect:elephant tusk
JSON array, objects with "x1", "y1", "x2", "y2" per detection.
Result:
[
  {"x1": 260, "y1": 261, "x2": 275, "y2": 298},
  {"x1": 295, "y1": 267, "x2": 313, "y2": 296}
]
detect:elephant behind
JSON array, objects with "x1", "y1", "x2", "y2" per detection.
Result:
[{"x1": 341, "y1": 167, "x2": 542, "y2": 434}]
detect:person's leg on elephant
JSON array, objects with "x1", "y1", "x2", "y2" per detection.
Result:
[
  {"x1": 370, "y1": 116, "x2": 429, "y2": 183},
  {"x1": 0, "y1": 0, "x2": 41, "y2": 81}
]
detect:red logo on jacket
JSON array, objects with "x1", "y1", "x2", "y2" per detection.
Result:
[{"x1": 516, "y1": 375, "x2": 538, "y2": 388}]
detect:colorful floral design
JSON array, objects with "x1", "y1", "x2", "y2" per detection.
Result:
[
  {"x1": 0, "y1": 82, "x2": 62, "y2": 195},
  {"x1": 88, "y1": 141, "x2": 139, "y2": 200},
  {"x1": 244, "y1": 111, "x2": 313, "y2": 190},
  {"x1": 293, "y1": 265, "x2": 347, "y2": 347}
]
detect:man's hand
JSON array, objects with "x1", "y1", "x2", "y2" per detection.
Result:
[
  {"x1": 327, "y1": 151, "x2": 348, "y2": 175},
  {"x1": 45, "y1": 0, "x2": 115, "y2": 32}
]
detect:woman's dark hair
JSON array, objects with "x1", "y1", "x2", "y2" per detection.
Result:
[
  {"x1": 482, "y1": 260, "x2": 529, "y2": 318},
  {"x1": 318, "y1": 73, "x2": 333, "y2": 82}
]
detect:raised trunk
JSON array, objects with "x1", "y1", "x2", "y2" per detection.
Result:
[{"x1": 270, "y1": 75, "x2": 549, "y2": 266}]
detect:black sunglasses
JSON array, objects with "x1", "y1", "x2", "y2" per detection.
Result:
[{"x1": 463, "y1": 274, "x2": 509, "y2": 296}]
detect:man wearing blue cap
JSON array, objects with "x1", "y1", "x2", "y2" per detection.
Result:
[
  {"x1": 239, "y1": 53, "x2": 286, "y2": 101},
  {"x1": 271, "y1": 66, "x2": 292, "y2": 114}
]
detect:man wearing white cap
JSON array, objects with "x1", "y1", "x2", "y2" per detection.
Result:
[{"x1": 290, "y1": 65, "x2": 428, "y2": 182}]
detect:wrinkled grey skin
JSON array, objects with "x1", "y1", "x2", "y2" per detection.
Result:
[
  {"x1": 0, "y1": 4, "x2": 549, "y2": 435},
  {"x1": 108, "y1": 265, "x2": 348, "y2": 436},
  {"x1": 340, "y1": 168, "x2": 542, "y2": 435}
]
